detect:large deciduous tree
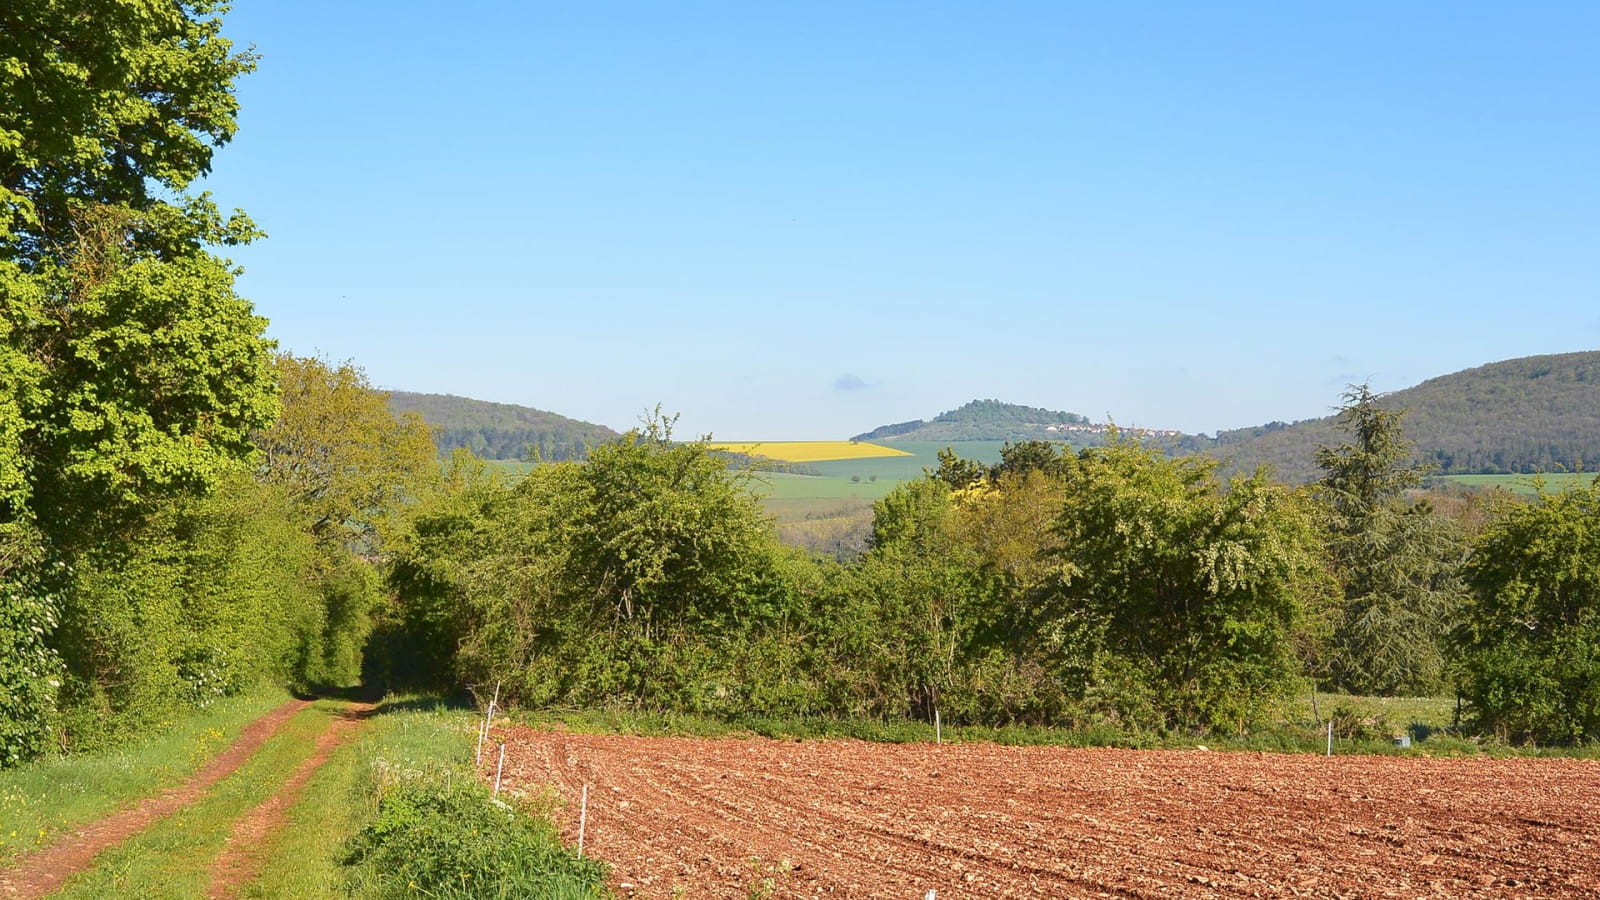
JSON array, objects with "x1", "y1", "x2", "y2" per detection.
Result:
[
  {"x1": 2, "y1": 1, "x2": 277, "y2": 762},
  {"x1": 2, "y1": 0, "x2": 276, "y2": 535},
  {"x1": 254, "y1": 354, "x2": 438, "y2": 549},
  {"x1": 1049, "y1": 441, "x2": 1331, "y2": 731}
]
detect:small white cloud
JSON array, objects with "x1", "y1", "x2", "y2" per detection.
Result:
[{"x1": 832, "y1": 373, "x2": 870, "y2": 392}]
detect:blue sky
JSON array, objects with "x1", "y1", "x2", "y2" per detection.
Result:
[{"x1": 202, "y1": 2, "x2": 1600, "y2": 439}]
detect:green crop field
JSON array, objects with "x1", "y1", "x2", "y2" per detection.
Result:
[
  {"x1": 747, "y1": 441, "x2": 1018, "y2": 506},
  {"x1": 479, "y1": 441, "x2": 1062, "y2": 511},
  {"x1": 1437, "y1": 473, "x2": 1598, "y2": 495}
]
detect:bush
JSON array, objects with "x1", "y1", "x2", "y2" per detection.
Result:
[
  {"x1": 1458, "y1": 483, "x2": 1600, "y2": 743},
  {"x1": 344, "y1": 763, "x2": 609, "y2": 899}
]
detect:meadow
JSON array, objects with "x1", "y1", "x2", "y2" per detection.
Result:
[
  {"x1": 703, "y1": 440, "x2": 911, "y2": 462},
  {"x1": 750, "y1": 441, "x2": 1010, "y2": 515},
  {"x1": 1437, "y1": 473, "x2": 1598, "y2": 495}
]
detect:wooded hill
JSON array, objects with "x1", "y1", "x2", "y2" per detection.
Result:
[
  {"x1": 388, "y1": 392, "x2": 619, "y2": 461},
  {"x1": 1192, "y1": 351, "x2": 1600, "y2": 483},
  {"x1": 852, "y1": 399, "x2": 1099, "y2": 443},
  {"x1": 850, "y1": 352, "x2": 1600, "y2": 483}
]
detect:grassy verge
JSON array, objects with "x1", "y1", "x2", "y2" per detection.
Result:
[
  {"x1": 515, "y1": 695, "x2": 1600, "y2": 759},
  {"x1": 245, "y1": 696, "x2": 609, "y2": 899},
  {"x1": 0, "y1": 685, "x2": 292, "y2": 862}
]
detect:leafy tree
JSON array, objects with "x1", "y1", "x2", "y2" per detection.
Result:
[
  {"x1": 929, "y1": 447, "x2": 984, "y2": 490},
  {"x1": 254, "y1": 355, "x2": 438, "y2": 548},
  {"x1": 431, "y1": 415, "x2": 799, "y2": 711},
  {"x1": 1, "y1": 1, "x2": 274, "y2": 540},
  {"x1": 2, "y1": 1, "x2": 275, "y2": 760},
  {"x1": 1050, "y1": 442, "x2": 1331, "y2": 731},
  {"x1": 1, "y1": 0, "x2": 254, "y2": 256},
  {"x1": 1457, "y1": 480, "x2": 1600, "y2": 743},
  {"x1": 1314, "y1": 385, "x2": 1467, "y2": 694},
  {"x1": 989, "y1": 440, "x2": 1073, "y2": 481},
  {"x1": 376, "y1": 452, "x2": 510, "y2": 691}
]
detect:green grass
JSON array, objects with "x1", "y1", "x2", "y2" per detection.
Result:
[
  {"x1": 6, "y1": 693, "x2": 608, "y2": 898},
  {"x1": 0, "y1": 685, "x2": 292, "y2": 862},
  {"x1": 50, "y1": 700, "x2": 340, "y2": 899},
  {"x1": 1438, "y1": 473, "x2": 1598, "y2": 495},
  {"x1": 240, "y1": 698, "x2": 473, "y2": 899},
  {"x1": 515, "y1": 693, "x2": 1600, "y2": 758},
  {"x1": 760, "y1": 496, "x2": 874, "y2": 525}
]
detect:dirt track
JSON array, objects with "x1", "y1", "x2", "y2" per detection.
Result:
[
  {"x1": 0, "y1": 699, "x2": 312, "y2": 900},
  {"x1": 206, "y1": 702, "x2": 375, "y2": 899},
  {"x1": 498, "y1": 728, "x2": 1600, "y2": 899}
]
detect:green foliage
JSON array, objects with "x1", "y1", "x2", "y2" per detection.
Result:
[
  {"x1": 1458, "y1": 481, "x2": 1600, "y2": 743},
  {"x1": 0, "y1": 0, "x2": 255, "y2": 250},
  {"x1": 256, "y1": 355, "x2": 439, "y2": 549},
  {"x1": 374, "y1": 453, "x2": 510, "y2": 691},
  {"x1": 390, "y1": 415, "x2": 802, "y2": 713},
  {"x1": 2, "y1": 2, "x2": 276, "y2": 540},
  {"x1": 1050, "y1": 441, "x2": 1331, "y2": 731},
  {"x1": 1314, "y1": 385, "x2": 1468, "y2": 695},
  {"x1": 22, "y1": 242, "x2": 277, "y2": 538},
  {"x1": 51, "y1": 476, "x2": 325, "y2": 747},
  {"x1": 343, "y1": 766, "x2": 609, "y2": 900},
  {"x1": 0, "y1": 541, "x2": 61, "y2": 766},
  {"x1": 1, "y1": 1, "x2": 284, "y2": 761}
]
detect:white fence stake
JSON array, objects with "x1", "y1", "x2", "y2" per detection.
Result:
[
  {"x1": 493, "y1": 742, "x2": 506, "y2": 797},
  {"x1": 935, "y1": 709, "x2": 942, "y2": 746},
  {"x1": 578, "y1": 783, "x2": 590, "y2": 856},
  {"x1": 1326, "y1": 720, "x2": 1333, "y2": 756},
  {"x1": 477, "y1": 680, "x2": 502, "y2": 767}
]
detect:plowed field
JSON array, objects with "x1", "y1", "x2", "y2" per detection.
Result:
[{"x1": 495, "y1": 728, "x2": 1600, "y2": 899}]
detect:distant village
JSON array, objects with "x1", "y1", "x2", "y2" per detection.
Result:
[{"x1": 1037, "y1": 423, "x2": 1185, "y2": 439}]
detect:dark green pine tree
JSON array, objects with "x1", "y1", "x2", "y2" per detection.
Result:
[{"x1": 1315, "y1": 385, "x2": 1468, "y2": 695}]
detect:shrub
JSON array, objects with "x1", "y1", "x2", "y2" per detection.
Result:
[{"x1": 344, "y1": 763, "x2": 609, "y2": 899}]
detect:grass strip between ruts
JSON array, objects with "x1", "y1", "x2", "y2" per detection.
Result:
[{"x1": 0, "y1": 686, "x2": 293, "y2": 863}]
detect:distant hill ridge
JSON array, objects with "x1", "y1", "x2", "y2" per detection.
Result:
[
  {"x1": 850, "y1": 351, "x2": 1600, "y2": 483},
  {"x1": 388, "y1": 391, "x2": 619, "y2": 461},
  {"x1": 852, "y1": 399, "x2": 1183, "y2": 444},
  {"x1": 1196, "y1": 350, "x2": 1600, "y2": 482}
]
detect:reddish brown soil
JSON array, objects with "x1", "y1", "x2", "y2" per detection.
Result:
[
  {"x1": 0, "y1": 699, "x2": 312, "y2": 900},
  {"x1": 498, "y1": 728, "x2": 1600, "y2": 899},
  {"x1": 205, "y1": 702, "x2": 375, "y2": 900}
]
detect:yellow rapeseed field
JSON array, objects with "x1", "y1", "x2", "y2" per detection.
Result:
[{"x1": 705, "y1": 441, "x2": 913, "y2": 462}]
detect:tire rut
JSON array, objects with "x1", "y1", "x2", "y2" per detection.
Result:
[
  {"x1": 0, "y1": 699, "x2": 313, "y2": 900},
  {"x1": 205, "y1": 701, "x2": 375, "y2": 900}
]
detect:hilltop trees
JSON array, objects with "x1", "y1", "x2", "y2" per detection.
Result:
[{"x1": 1314, "y1": 386, "x2": 1467, "y2": 695}]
